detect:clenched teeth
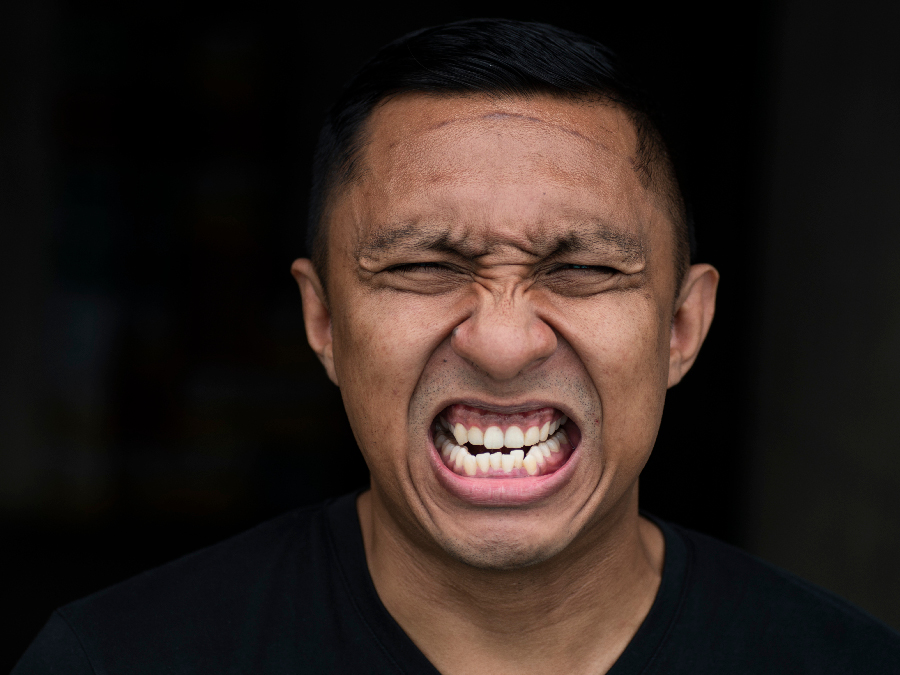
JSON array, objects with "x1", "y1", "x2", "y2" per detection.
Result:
[
  {"x1": 434, "y1": 423, "x2": 571, "y2": 478},
  {"x1": 434, "y1": 406, "x2": 573, "y2": 478}
]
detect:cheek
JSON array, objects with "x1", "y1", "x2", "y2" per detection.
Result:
[
  {"x1": 334, "y1": 294, "x2": 441, "y2": 387},
  {"x1": 562, "y1": 295, "x2": 670, "y2": 443},
  {"x1": 568, "y1": 297, "x2": 665, "y2": 376},
  {"x1": 329, "y1": 289, "x2": 455, "y2": 453}
]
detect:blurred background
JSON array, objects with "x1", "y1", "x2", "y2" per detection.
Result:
[{"x1": 3, "y1": 0, "x2": 899, "y2": 668}]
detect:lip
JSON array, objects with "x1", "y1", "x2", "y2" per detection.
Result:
[
  {"x1": 437, "y1": 398, "x2": 574, "y2": 417},
  {"x1": 428, "y1": 401, "x2": 581, "y2": 507},
  {"x1": 430, "y1": 439, "x2": 580, "y2": 506}
]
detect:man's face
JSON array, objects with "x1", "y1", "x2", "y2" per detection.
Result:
[{"x1": 294, "y1": 94, "x2": 714, "y2": 569}]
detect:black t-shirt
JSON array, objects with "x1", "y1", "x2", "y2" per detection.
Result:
[{"x1": 13, "y1": 491, "x2": 900, "y2": 673}]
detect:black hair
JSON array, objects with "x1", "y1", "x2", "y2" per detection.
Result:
[{"x1": 307, "y1": 18, "x2": 695, "y2": 289}]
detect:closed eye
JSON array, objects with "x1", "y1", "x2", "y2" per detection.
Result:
[
  {"x1": 386, "y1": 261, "x2": 453, "y2": 273},
  {"x1": 374, "y1": 260, "x2": 467, "y2": 295},
  {"x1": 541, "y1": 262, "x2": 628, "y2": 297},
  {"x1": 552, "y1": 264, "x2": 619, "y2": 274}
]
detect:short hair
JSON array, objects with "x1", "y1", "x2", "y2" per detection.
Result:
[{"x1": 307, "y1": 18, "x2": 696, "y2": 291}]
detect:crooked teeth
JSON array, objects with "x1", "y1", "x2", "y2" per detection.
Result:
[
  {"x1": 437, "y1": 416, "x2": 571, "y2": 477},
  {"x1": 453, "y1": 423, "x2": 468, "y2": 445},
  {"x1": 527, "y1": 446, "x2": 546, "y2": 468},
  {"x1": 463, "y1": 454, "x2": 478, "y2": 476},
  {"x1": 449, "y1": 444, "x2": 461, "y2": 462},
  {"x1": 454, "y1": 447, "x2": 469, "y2": 470}
]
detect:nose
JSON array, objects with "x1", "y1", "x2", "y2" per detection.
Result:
[{"x1": 450, "y1": 292, "x2": 557, "y2": 381}]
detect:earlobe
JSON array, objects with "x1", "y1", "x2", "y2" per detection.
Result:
[
  {"x1": 668, "y1": 263, "x2": 719, "y2": 388},
  {"x1": 291, "y1": 259, "x2": 339, "y2": 386}
]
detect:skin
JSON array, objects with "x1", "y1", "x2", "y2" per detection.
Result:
[{"x1": 292, "y1": 93, "x2": 718, "y2": 674}]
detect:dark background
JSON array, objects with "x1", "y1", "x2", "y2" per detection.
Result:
[{"x1": 3, "y1": 1, "x2": 900, "y2": 669}]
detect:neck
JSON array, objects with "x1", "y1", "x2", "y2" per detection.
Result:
[{"x1": 357, "y1": 486, "x2": 664, "y2": 675}]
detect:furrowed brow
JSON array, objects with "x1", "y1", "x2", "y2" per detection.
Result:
[
  {"x1": 355, "y1": 221, "x2": 646, "y2": 263},
  {"x1": 355, "y1": 224, "x2": 471, "y2": 260},
  {"x1": 549, "y1": 225, "x2": 646, "y2": 264}
]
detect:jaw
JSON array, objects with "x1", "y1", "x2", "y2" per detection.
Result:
[
  {"x1": 361, "y1": 390, "x2": 654, "y2": 571},
  {"x1": 353, "y1": 389, "x2": 615, "y2": 571}
]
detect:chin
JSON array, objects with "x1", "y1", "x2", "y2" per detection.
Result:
[{"x1": 428, "y1": 515, "x2": 578, "y2": 570}]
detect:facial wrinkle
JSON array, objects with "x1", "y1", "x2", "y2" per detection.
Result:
[
  {"x1": 478, "y1": 112, "x2": 603, "y2": 146},
  {"x1": 356, "y1": 219, "x2": 645, "y2": 267},
  {"x1": 355, "y1": 222, "x2": 532, "y2": 263},
  {"x1": 355, "y1": 223, "x2": 491, "y2": 262},
  {"x1": 549, "y1": 225, "x2": 646, "y2": 266}
]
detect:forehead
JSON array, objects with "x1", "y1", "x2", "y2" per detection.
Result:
[{"x1": 333, "y1": 93, "x2": 667, "y2": 259}]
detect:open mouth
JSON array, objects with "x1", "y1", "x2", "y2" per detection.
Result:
[{"x1": 432, "y1": 404, "x2": 577, "y2": 478}]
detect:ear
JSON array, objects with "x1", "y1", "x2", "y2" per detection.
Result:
[
  {"x1": 668, "y1": 263, "x2": 719, "y2": 388},
  {"x1": 291, "y1": 258, "x2": 339, "y2": 386}
]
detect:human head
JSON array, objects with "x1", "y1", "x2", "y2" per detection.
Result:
[
  {"x1": 306, "y1": 18, "x2": 695, "y2": 296},
  {"x1": 291, "y1": 20, "x2": 718, "y2": 572}
]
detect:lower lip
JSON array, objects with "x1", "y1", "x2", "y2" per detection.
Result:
[{"x1": 429, "y1": 430, "x2": 581, "y2": 507}]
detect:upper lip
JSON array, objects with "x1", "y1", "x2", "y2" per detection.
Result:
[{"x1": 433, "y1": 398, "x2": 574, "y2": 420}]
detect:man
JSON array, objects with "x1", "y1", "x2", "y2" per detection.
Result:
[{"x1": 14, "y1": 18, "x2": 900, "y2": 674}]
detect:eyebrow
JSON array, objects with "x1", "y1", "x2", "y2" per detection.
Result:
[
  {"x1": 355, "y1": 221, "x2": 646, "y2": 264},
  {"x1": 550, "y1": 228, "x2": 646, "y2": 264}
]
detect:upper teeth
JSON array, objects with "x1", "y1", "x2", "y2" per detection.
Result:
[{"x1": 447, "y1": 416, "x2": 566, "y2": 449}]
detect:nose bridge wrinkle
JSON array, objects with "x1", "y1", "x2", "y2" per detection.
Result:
[
  {"x1": 475, "y1": 268, "x2": 532, "y2": 307},
  {"x1": 452, "y1": 279, "x2": 556, "y2": 381},
  {"x1": 472, "y1": 276, "x2": 532, "y2": 329}
]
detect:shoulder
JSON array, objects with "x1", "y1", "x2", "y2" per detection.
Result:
[
  {"x1": 15, "y1": 497, "x2": 353, "y2": 674},
  {"x1": 654, "y1": 521, "x2": 900, "y2": 673},
  {"x1": 66, "y1": 500, "x2": 332, "y2": 619}
]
